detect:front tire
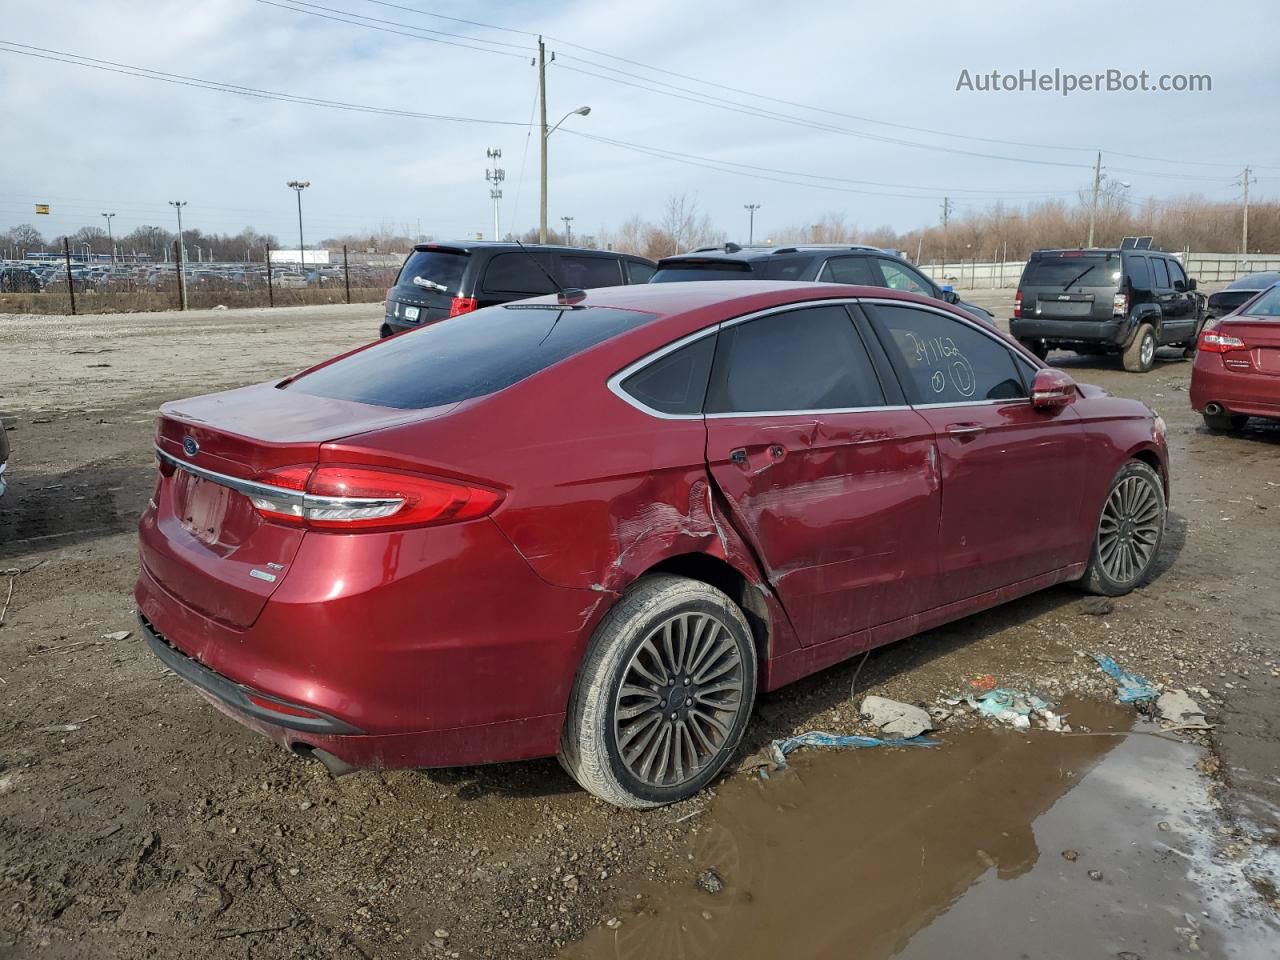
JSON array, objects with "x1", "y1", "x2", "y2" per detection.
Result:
[
  {"x1": 1080, "y1": 461, "x2": 1166, "y2": 596},
  {"x1": 1122, "y1": 323, "x2": 1157, "y2": 373},
  {"x1": 559, "y1": 575, "x2": 757, "y2": 808}
]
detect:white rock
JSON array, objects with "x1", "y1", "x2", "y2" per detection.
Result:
[{"x1": 860, "y1": 696, "x2": 933, "y2": 739}]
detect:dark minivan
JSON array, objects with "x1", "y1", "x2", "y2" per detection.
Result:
[
  {"x1": 381, "y1": 242, "x2": 657, "y2": 337},
  {"x1": 1010, "y1": 248, "x2": 1204, "y2": 372}
]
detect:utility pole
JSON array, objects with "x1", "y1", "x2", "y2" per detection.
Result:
[
  {"x1": 101, "y1": 212, "x2": 116, "y2": 266},
  {"x1": 940, "y1": 197, "x2": 953, "y2": 273},
  {"x1": 287, "y1": 180, "x2": 310, "y2": 281},
  {"x1": 538, "y1": 37, "x2": 549, "y2": 244},
  {"x1": 486, "y1": 148, "x2": 505, "y2": 240},
  {"x1": 1087, "y1": 150, "x2": 1102, "y2": 248},
  {"x1": 561, "y1": 216, "x2": 574, "y2": 244},
  {"x1": 1241, "y1": 166, "x2": 1255, "y2": 256},
  {"x1": 169, "y1": 200, "x2": 188, "y2": 310},
  {"x1": 744, "y1": 203, "x2": 760, "y2": 244}
]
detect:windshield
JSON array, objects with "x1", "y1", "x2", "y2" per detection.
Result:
[
  {"x1": 287, "y1": 305, "x2": 656, "y2": 409},
  {"x1": 1243, "y1": 286, "x2": 1280, "y2": 317},
  {"x1": 397, "y1": 249, "x2": 468, "y2": 294},
  {"x1": 1021, "y1": 255, "x2": 1120, "y2": 288},
  {"x1": 650, "y1": 262, "x2": 752, "y2": 283},
  {"x1": 1228, "y1": 272, "x2": 1280, "y2": 291}
]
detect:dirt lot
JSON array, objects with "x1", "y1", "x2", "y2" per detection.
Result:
[{"x1": 1, "y1": 295, "x2": 1277, "y2": 959}]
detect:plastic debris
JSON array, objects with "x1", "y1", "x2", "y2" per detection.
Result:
[
  {"x1": 1091, "y1": 653, "x2": 1157, "y2": 703},
  {"x1": 768, "y1": 731, "x2": 938, "y2": 770},
  {"x1": 1156, "y1": 690, "x2": 1211, "y2": 729},
  {"x1": 958, "y1": 688, "x2": 1068, "y2": 731},
  {"x1": 860, "y1": 696, "x2": 933, "y2": 739}
]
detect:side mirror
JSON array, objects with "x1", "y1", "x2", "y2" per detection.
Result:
[
  {"x1": 1030, "y1": 368, "x2": 1077, "y2": 411},
  {"x1": 1187, "y1": 277, "x2": 1197, "y2": 291},
  {"x1": 940, "y1": 285, "x2": 960, "y2": 305}
]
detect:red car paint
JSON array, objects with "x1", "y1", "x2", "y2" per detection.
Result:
[
  {"x1": 136, "y1": 282, "x2": 1168, "y2": 770},
  {"x1": 1190, "y1": 302, "x2": 1280, "y2": 422}
]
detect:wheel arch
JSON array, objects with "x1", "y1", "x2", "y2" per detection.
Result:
[{"x1": 1123, "y1": 442, "x2": 1169, "y2": 499}]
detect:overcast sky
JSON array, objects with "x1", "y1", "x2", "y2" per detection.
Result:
[{"x1": 1, "y1": 0, "x2": 1273, "y2": 246}]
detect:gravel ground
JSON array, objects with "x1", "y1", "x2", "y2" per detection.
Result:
[{"x1": 0, "y1": 294, "x2": 1276, "y2": 958}]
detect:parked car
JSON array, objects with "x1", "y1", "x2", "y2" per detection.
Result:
[
  {"x1": 137, "y1": 281, "x2": 1169, "y2": 807},
  {"x1": 380, "y1": 242, "x2": 657, "y2": 338},
  {"x1": 1010, "y1": 247, "x2": 1205, "y2": 372},
  {"x1": 1205, "y1": 271, "x2": 1280, "y2": 320},
  {"x1": 650, "y1": 244, "x2": 996, "y2": 325},
  {"x1": 1190, "y1": 280, "x2": 1280, "y2": 431},
  {"x1": 0, "y1": 267, "x2": 41, "y2": 293}
]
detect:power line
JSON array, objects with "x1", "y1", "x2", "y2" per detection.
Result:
[{"x1": 0, "y1": 42, "x2": 531, "y2": 126}]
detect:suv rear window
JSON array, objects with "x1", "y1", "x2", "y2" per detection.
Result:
[
  {"x1": 398, "y1": 249, "x2": 468, "y2": 293},
  {"x1": 650, "y1": 261, "x2": 752, "y2": 282},
  {"x1": 1021, "y1": 255, "x2": 1120, "y2": 288},
  {"x1": 287, "y1": 306, "x2": 655, "y2": 409}
]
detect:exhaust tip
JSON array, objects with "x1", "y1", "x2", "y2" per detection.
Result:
[
  {"x1": 1205, "y1": 402, "x2": 1223, "y2": 416},
  {"x1": 292, "y1": 743, "x2": 358, "y2": 778}
]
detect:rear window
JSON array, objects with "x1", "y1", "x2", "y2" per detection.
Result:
[
  {"x1": 1021, "y1": 255, "x2": 1120, "y2": 288},
  {"x1": 398, "y1": 249, "x2": 468, "y2": 293},
  {"x1": 650, "y1": 261, "x2": 752, "y2": 282},
  {"x1": 287, "y1": 306, "x2": 655, "y2": 409}
]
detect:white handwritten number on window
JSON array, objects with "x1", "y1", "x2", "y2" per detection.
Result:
[{"x1": 906, "y1": 332, "x2": 977, "y2": 398}]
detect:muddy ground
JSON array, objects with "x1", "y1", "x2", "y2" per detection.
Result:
[{"x1": 1, "y1": 294, "x2": 1277, "y2": 959}]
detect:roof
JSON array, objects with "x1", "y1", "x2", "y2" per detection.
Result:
[
  {"x1": 412, "y1": 241, "x2": 645, "y2": 258},
  {"x1": 1031, "y1": 247, "x2": 1169, "y2": 256},
  {"x1": 666, "y1": 243, "x2": 887, "y2": 262}
]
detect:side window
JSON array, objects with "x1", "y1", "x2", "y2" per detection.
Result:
[
  {"x1": 560, "y1": 255, "x2": 622, "y2": 289},
  {"x1": 1151, "y1": 257, "x2": 1171, "y2": 290},
  {"x1": 1168, "y1": 259, "x2": 1188, "y2": 289},
  {"x1": 875, "y1": 258, "x2": 935, "y2": 296},
  {"x1": 705, "y1": 305, "x2": 885, "y2": 413},
  {"x1": 481, "y1": 253, "x2": 558, "y2": 296},
  {"x1": 760, "y1": 256, "x2": 818, "y2": 280},
  {"x1": 619, "y1": 336, "x2": 716, "y2": 415},
  {"x1": 626, "y1": 261, "x2": 656, "y2": 284},
  {"x1": 869, "y1": 304, "x2": 1028, "y2": 404},
  {"x1": 819, "y1": 256, "x2": 878, "y2": 285},
  {"x1": 1125, "y1": 255, "x2": 1150, "y2": 290}
]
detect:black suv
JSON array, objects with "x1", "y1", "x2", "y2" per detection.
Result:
[
  {"x1": 1010, "y1": 248, "x2": 1204, "y2": 372},
  {"x1": 381, "y1": 243, "x2": 657, "y2": 337},
  {"x1": 650, "y1": 244, "x2": 996, "y2": 324}
]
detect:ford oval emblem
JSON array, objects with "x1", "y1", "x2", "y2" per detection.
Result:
[{"x1": 182, "y1": 436, "x2": 199, "y2": 457}]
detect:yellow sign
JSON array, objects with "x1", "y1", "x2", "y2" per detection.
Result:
[{"x1": 35, "y1": 203, "x2": 50, "y2": 214}]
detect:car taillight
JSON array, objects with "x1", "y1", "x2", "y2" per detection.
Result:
[
  {"x1": 1112, "y1": 292, "x2": 1129, "y2": 317},
  {"x1": 448, "y1": 296, "x2": 477, "y2": 318},
  {"x1": 250, "y1": 464, "x2": 501, "y2": 530},
  {"x1": 1013, "y1": 290, "x2": 1022, "y2": 318},
  {"x1": 384, "y1": 288, "x2": 395, "y2": 314},
  {"x1": 1198, "y1": 330, "x2": 1248, "y2": 354}
]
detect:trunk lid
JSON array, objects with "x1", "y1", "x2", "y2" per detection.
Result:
[
  {"x1": 390, "y1": 246, "x2": 471, "y2": 327},
  {"x1": 1019, "y1": 253, "x2": 1120, "y2": 322},
  {"x1": 1217, "y1": 317, "x2": 1280, "y2": 377},
  {"x1": 143, "y1": 382, "x2": 428, "y2": 629}
]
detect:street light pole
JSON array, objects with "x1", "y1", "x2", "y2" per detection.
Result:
[
  {"x1": 537, "y1": 38, "x2": 591, "y2": 247},
  {"x1": 561, "y1": 216, "x2": 574, "y2": 245},
  {"x1": 101, "y1": 212, "x2": 116, "y2": 265},
  {"x1": 744, "y1": 204, "x2": 760, "y2": 244},
  {"x1": 169, "y1": 200, "x2": 188, "y2": 310},
  {"x1": 287, "y1": 180, "x2": 310, "y2": 280}
]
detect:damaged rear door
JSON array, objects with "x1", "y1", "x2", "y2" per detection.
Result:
[{"x1": 702, "y1": 302, "x2": 940, "y2": 648}]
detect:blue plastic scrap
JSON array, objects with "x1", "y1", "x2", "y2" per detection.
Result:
[
  {"x1": 1092, "y1": 652, "x2": 1157, "y2": 703},
  {"x1": 768, "y1": 731, "x2": 939, "y2": 770}
]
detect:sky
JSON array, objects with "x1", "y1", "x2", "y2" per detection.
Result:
[{"x1": 1, "y1": 0, "x2": 1275, "y2": 247}]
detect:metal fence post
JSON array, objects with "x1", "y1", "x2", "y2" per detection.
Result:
[
  {"x1": 174, "y1": 240, "x2": 188, "y2": 310},
  {"x1": 62, "y1": 237, "x2": 77, "y2": 315},
  {"x1": 343, "y1": 245, "x2": 351, "y2": 304},
  {"x1": 266, "y1": 245, "x2": 274, "y2": 307}
]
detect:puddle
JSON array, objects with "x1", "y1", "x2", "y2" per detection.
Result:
[{"x1": 567, "y1": 700, "x2": 1278, "y2": 960}]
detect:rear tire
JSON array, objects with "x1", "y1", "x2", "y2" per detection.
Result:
[
  {"x1": 379, "y1": 324, "x2": 393, "y2": 339},
  {"x1": 559, "y1": 575, "x2": 757, "y2": 809},
  {"x1": 1080, "y1": 461, "x2": 1166, "y2": 596},
  {"x1": 1020, "y1": 339, "x2": 1049, "y2": 361},
  {"x1": 1122, "y1": 323, "x2": 1157, "y2": 373},
  {"x1": 1202, "y1": 411, "x2": 1248, "y2": 432}
]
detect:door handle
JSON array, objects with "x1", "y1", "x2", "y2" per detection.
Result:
[
  {"x1": 729, "y1": 449, "x2": 747, "y2": 464},
  {"x1": 946, "y1": 423, "x2": 986, "y2": 440}
]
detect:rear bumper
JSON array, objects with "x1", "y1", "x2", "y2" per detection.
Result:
[
  {"x1": 1010, "y1": 317, "x2": 1127, "y2": 346},
  {"x1": 1190, "y1": 359, "x2": 1280, "y2": 419}
]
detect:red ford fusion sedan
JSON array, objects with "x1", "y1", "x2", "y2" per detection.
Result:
[
  {"x1": 136, "y1": 281, "x2": 1169, "y2": 807},
  {"x1": 1190, "y1": 281, "x2": 1280, "y2": 432}
]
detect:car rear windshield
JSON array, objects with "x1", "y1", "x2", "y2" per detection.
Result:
[
  {"x1": 650, "y1": 261, "x2": 753, "y2": 282},
  {"x1": 397, "y1": 249, "x2": 468, "y2": 293},
  {"x1": 285, "y1": 305, "x2": 657, "y2": 409},
  {"x1": 1021, "y1": 255, "x2": 1121, "y2": 288}
]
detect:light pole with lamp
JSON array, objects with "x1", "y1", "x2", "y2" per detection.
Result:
[
  {"x1": 540, "y1": 105, "x2": 590, "y2": 243},
  {"x1": 287, "y1": 180, "x2": 310, "y2": 281},
  {"x1": 101, "y1": 212, "x2": 116, "y2": 266}
]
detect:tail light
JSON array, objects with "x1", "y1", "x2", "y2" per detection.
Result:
[
  {"x1": 384, "y1": 288, "x2": 395, "y2": 314},
  {"x1": 1112, "y1": 292, "x2": 1129, "y2": 317},
  {"x1": 448, "y1": 296, "x2": 477, "y2": 318},
  {"x1": 1198, "y1": 330, "x2": 1248, "y2": 354},
  {"x1": 248, "y1": 464, "x2": 502, "y2": 531},
  {"x1": 1013, "y1": 290, "x2": 1022, "y2": 318}
]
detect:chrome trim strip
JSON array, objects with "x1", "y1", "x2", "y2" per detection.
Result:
[{"x1": 155, "y1": 448, "x2": 402, "y2": 513}]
